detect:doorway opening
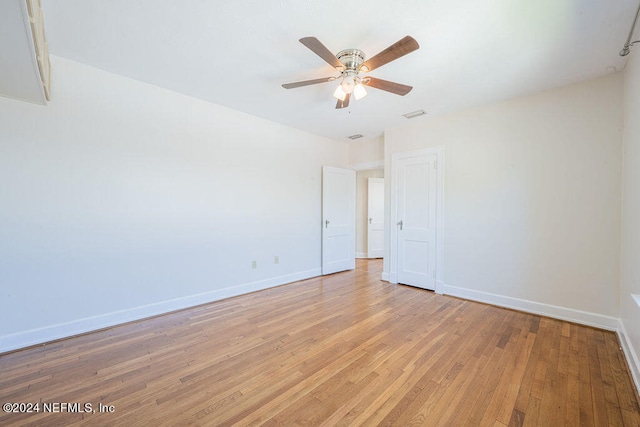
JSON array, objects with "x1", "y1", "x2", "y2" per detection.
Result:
[{"x1": 355, "y1": 169, "x2": 384, "y2": 260}]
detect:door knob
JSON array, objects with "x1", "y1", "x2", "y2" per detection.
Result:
[
  {"x1": 369, "y1": 217, "x2": 373, "y2": 224},
  {"x1": 325, "y1": 219, "x2": 330, "y2": 228},
  {"x1": 397, "y1": 220, "x2": 403, "y2": 230}
]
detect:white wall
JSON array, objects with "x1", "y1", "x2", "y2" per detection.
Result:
[
  {"x1": 384, "y1": 73, "x2": 623, "y2": 325},
  {"x1": 0, "y1": 57, "x2": 347, "y2": 352},
  {"x1": 621, "y1": 51, "x2": 640, "y2": 387},
  {"x1": 355, "y1": 169, "x2": 384, "y2": 257},
  {"x1": 348, "y1": 135, "x2": 384, "y2": 169}
]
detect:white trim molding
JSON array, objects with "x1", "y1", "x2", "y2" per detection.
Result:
[
  {"x1": 618, "y1": 320, "x2": 640, "y2": 394},
  {"x1": 0, "y1": 268, "x2": 321, "y2": 354},
  {"x1": 442, "y1": 283, "x2": 620, "y2": 331}
]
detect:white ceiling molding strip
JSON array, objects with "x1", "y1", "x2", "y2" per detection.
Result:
[{"x1": 25, "y1": 0, "x2": 50, "y2": 101}]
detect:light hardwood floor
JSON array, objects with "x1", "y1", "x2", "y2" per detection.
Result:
[{"x1": 1, "y1": 259, "x2": 639, "y2": 426}]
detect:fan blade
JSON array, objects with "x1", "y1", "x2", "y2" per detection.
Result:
[
  {"x1": 362, "y1": 77, "x2": 413, "y2": 96},
  {"x1": 336, "y1": 93, "x2": 351, "y2": 109},
  {"x1": 299, "y1": 37, "x2": 344, "y2": 70},
  {"x1": 360, "y1": 36, "x2": 419, "y2": 72},
  {"x1": 282, "y1": 77, "x2": 334, "y2": 89}
]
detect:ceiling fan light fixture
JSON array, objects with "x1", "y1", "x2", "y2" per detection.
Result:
[
  {"x1": 353, "y1": 83, "x2": 367, "y2": 100},
  {"x1": 341, "y1": 76, "x2": 355, "y2": 94},
  {"x1": 333, "y1": 84, "x2": 347, "y2": 101}
]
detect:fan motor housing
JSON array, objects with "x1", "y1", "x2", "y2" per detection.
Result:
[{"x1": 337, "y1": 49, "x2": 366, "y2": 71}]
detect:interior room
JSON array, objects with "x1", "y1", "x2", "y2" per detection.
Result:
[{"x1": 1, "y1": 0, "x2": 640, "y2": 424}]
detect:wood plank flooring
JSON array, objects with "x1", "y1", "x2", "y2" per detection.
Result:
[{"x1": 1, "y1": 259, "x2": 639, "y2": 426}]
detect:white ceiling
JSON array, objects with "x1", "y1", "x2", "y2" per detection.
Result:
[{"x1": 4, "y1": 0, "x2": 639, "y2": 141}]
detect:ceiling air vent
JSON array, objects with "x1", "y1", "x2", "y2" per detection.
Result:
[
  {"x1": 348, "y1": 134, "x2": 364, "y2": 140},
  {"x1": 403, "y1": 109, "x2": 426, "y2": 119}
]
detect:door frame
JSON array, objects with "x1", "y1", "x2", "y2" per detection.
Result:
[{"x1": 389, "y1": 146, "x2": 445, "y2": 293}]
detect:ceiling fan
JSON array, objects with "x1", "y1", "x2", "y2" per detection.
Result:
[{"x1": 282, "y1": 36, "x2": 420, "y2": 109}]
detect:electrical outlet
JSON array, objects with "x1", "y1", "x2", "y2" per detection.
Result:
[
  {"x1": 251, "y1": 260, "x2": 257, "y2": 269},
  {"x1": 274, "y1": 256, "x2": 279, "y2": 264}
]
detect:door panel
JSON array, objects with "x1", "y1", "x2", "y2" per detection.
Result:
[
  {"x1": 404, "y1": 163, "x2": 430, "y2": 227},
  {"x1": 367, "y1": 178, "x2": 384, "y2": 258},
  {"x1": 396, "y1": 154, "x2": 437, "y2": 290},
  {"x1": 322, "y1": 166, "x2": 356, "y2": 275}
]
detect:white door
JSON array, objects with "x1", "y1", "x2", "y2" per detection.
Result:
[
  {"x1": 393, "y1": 150, "x2": 441, "y2": 290},
  {"x1": 322, "y1": 166, "x2": 356, "y2": 275},
  {"x1": 367, "y1": 177, "x2": 384, "y2": 258}
]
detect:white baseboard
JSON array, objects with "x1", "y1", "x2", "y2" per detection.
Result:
[
  {"x1": 381, "y1": 271, "x2": 389, "y2": 281},
  {"x1": 618, "y1": 320, "x2": 640, "y2": 394},
  {"x1": 442, "y1": 283, "x2": 620, "y2": 331},
  {"x1": 0, "y1": 268, "x2": 321, "y2": 354},
  {"x1": 356, "y1": 253, "x2": 385, "y2": 259}
]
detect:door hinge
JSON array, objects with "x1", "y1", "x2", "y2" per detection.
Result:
[
  {"x1": 433, "y1": 270, "x2": 436, "y2": 279},
  {"x1": 434, "y1": 160, "x2": 438, "y2": 169}
]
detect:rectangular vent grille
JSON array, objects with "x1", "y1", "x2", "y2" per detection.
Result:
[{"x1": 403, "y1": 110, "x2": 426, "y2": 119}]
